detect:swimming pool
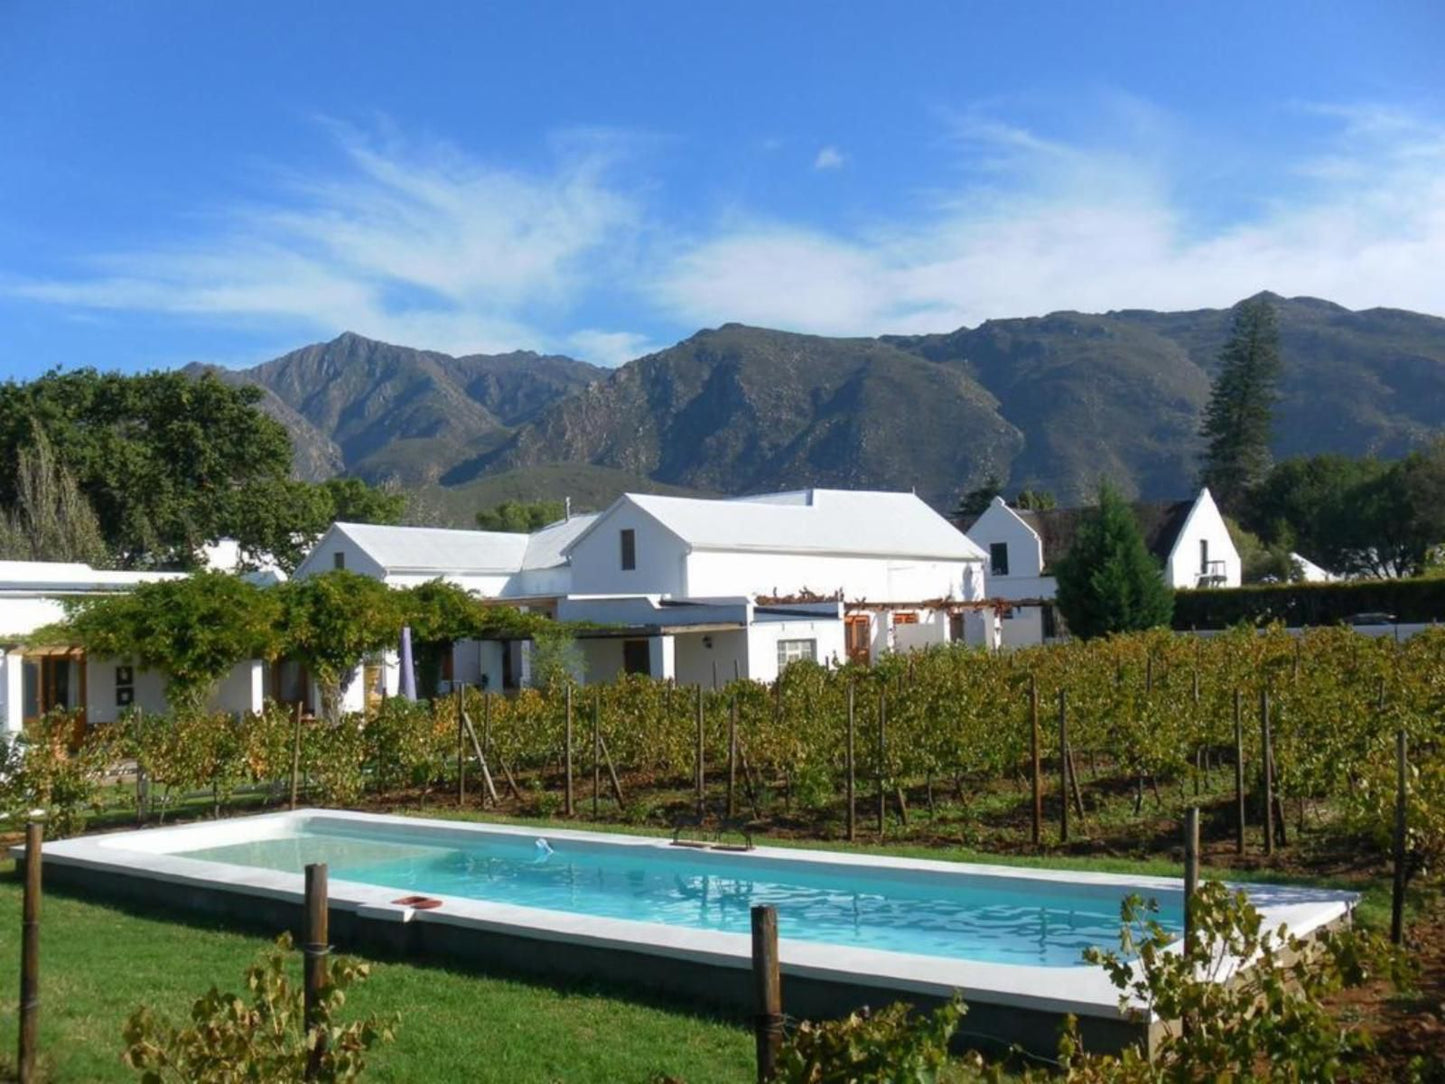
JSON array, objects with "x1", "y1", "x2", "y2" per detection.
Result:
[{"x1": 23, "y1": 810, "x2": 1357, "y2": 1055}]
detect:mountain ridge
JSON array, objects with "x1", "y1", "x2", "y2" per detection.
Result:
[{"x1": 201, "y1": 295, "x2": 1445, "y2": 514}]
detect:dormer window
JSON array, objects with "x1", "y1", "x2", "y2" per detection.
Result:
[
  {"x1": 989, "y1": 542, "x2": 1009, "y2": 577},
  {"x1": 620, "y1": 528, "x2": 636, "y2": 571}
]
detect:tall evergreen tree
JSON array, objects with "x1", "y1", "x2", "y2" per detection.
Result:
[
  {"x1": 1053, "y1": 483, "x2": 1174, "y2": 639},
  {"x1": 1199, "y1": 297, "x2": 1282, "y2": 512}
]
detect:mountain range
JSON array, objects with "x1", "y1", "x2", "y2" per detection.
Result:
[{"x1": 194, "y1": 294, "x2": 1445, "y2": 522}]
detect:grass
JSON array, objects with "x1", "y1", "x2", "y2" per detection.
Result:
[{"x1": 0, "y1": 858, "x2": 754, "y2": 1084}]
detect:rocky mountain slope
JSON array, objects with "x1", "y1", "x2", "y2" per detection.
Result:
[{"x1": 208, "y1": 294, "x2": 1445, "y2": 511}]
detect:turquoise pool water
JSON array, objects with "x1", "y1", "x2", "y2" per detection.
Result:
[{"x1": 182, "y1": 826, "x2": 1180, "y2": 966}]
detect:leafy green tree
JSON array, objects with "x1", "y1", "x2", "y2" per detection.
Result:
[
  {"x1": 220, "y1": 476, "x2": 404, "y2": 573},
  {"x1": 1199, "y1": 297, "x2": 1282, "y2": 512},
  {"x1": 275, "y1": 571, "x2": 402, "y2": 719},
  {"x1": 1054, "y1": 482, "x2": 1174, "y2": 639},
  {"x1": 475, "y1": 499, "x2": 566, "y2": 533},
  {"x1": 952, "y1": 475, "x2": 1002, "y2": 521},
  {"x1": 402, "y1": 579, "x2": 486, "y2": 696},
  {"x1": 0, "y1": 423, "x2": 110, "y2": 566},
  {"x1": 53, "y1": 572, "x2": 281, "y2": 711},
  {"x1": 0, "y1": 369, "x2": 294, "y2": 567},
  {"x1": 324, "y1": 477, "x2": 407, "y2": 525}
]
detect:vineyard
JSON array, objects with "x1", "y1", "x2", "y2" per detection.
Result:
[{"x1": 4, "y1": 626, "x2": 1443, "y2": 889}]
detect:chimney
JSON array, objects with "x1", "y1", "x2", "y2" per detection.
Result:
[{"x1": 564, "y1": 496, "x2": 571, "y2": 522}]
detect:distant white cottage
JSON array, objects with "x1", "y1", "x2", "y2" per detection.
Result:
[
  {"x1": 963, "y1": 488, "x2": 1240, "y2": 647},
  {"x1": 300, "y1": 488, "x2": 991, "y2": 693},
  {"x1": 0, "y1": 561, "x2": 266, "y2": 735}
]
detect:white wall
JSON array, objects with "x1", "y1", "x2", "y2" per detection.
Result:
[
  {"x1": 966, "y1": 498, "x2": 1046, "y2": 580},
  {"x1": 684, "y1": 550, "x2": 976, "y2": 603},
  {"x1": 1165, "y1": 490, "x2": 1241, "y2": 590},
  {"x1": 998, "y1": 604, "x2": 1047, "y2": 648},
  {"x1": 744, "y1": 620, "x2": 846, "y2": 684},
  {"x1": 294, "y1": 530, "x2": 386, "y2": 581},
  {"x1": 1, "y1": 652, "x2": 22, "y2": 734},
  {"x1": 674, "y1": 628, "x2": 750, "y2": 686},
  {"x1": 569, "y1": 509, "x2": 688, "y2": 596},
  {"x1": 0, "y1": 597, "x2": 68, "y2": 639}
]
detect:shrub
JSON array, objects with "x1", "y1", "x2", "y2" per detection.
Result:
[
  {"x1": 1173, "y1": 577, "x2": 1445, "y2": 630},
  {"x1": 122, "y1": 932, "x2": 396, "y2": 1083},
  {"x1": 776, "y1": 996, "x2": 965, "y2": 1084},
  {"x1": 1056, "y1": 881, "x2": 1404, "y2": 1082}
]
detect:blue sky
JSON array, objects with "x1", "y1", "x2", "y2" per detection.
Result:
[{"x1": 2, "y1": 2, "x2": 1442, "y2": 377}]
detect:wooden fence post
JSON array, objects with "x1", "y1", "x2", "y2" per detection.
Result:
[
  {"x1": 751, "y1": 905, "x2": 783, "y2": 1084},
  {"x1": 1392, "y1": 727, "x2": 1408, "y2": 945},
  {"x1": 564, "y1": 685, "x2": 575, "y2": 817},
  {"x1": 303, "y1": 863, "x2": 330, "y2": 1081},
  {"x1": 696, "y1": 684, "x2": 706, "y2": 818},
  {"x1": 1259, "y1": 688, "x2": 1274, "y2": 857},
  {"x1": 289, "y1": 701, "x2": 304, "y2": 812},
  {"x1": 845, "y1": 683, "x2": 856, "y2": 843},
  {"x1": 1058, "y1": 688, "x2": 1069, "y2": 845},
  {"x1": 1030, "y1": 674, "x2": 1041, "y2": 849},
  {"x1": 17, "y1": 820, "x2": 42, "y2": 1084},
  {"x1": 1233, "y1": 690, "x2": 1245, "y2": 855}
]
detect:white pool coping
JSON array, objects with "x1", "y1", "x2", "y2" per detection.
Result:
[{"x1": 18, "y1": 809, "x2": 1359, "y2": 1024}]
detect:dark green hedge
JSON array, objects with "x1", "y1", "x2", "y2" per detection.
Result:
[{"x1": 1173, "y1": 578, "x2": 1445, "y2": 630}]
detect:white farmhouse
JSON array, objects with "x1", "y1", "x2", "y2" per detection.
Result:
[
  {"x1": 0, "y1": 561, "x2": 267, "y2": 736},
  {"x1": 297, "y1": 488, "x2": 990, "y2": 693},
  {"x1": 963, "y1": 487, "x2": 1241, "y2": 647}
]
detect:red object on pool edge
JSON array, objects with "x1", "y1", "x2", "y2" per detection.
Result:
[{"x1": 391, "y1": 895, "x2": 443, "y2": 910}]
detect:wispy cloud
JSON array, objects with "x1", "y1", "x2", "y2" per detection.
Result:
[
  {"x1": 10, "y1": 124, "x2": 640, "y2": 356},
  {"x1": 9, "y1": 103, "x2": 1445, "y2": 365},
  {"x1": 651, "y1": 104, "x2": 1445, "y2": 335}
]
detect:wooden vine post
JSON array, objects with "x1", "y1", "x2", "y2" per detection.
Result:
[
  {"x1": 564, "y1": 685, "x2": 575, "y2": 817},
  {"x1": 592, "y1": 689, "x2": 602, "y2": 818},
  {"x1": 751, "y1": 905, "x2": 782, "y2": 1084},
  {"x1": 1233, "y1": 689, "x2": 1245, "y2": 855},
  {"x1": 1259, "y1": 688, "x2": 1275, "y2": 857},
  {"x1": 845, "y1": 683, "x2": 856, "y2": 843},
  {"x1": 1392, "y1": 727, "x2": 1408, "y2": 945},
  {"x1": 17, "y1": 820, "x2": 42, "y2": 1084},
  {"x1": 303, "y1": 863, "x2": 330, "y2": 1081},
  {"x1": 876, "y1": 687, "x2": 887, "y2": 836},
  {"x1": 289, "y1": 701, "x2": 304, "y2": 812},
  {"x1": 456, "y1": 687, "x2": 467, "y2": 806},
  {"x1": 1058, "y1": 688, "x2": 1069, "y2": 844},
  {"x1": 695, "y1": 684, "x2": 706, "y2": 818},
  {"x1": 1183, "y1": 806, "x2": 1200, "y2": 955},
  {"x1": 1029, "y1": 673, "x2": 1041, "y2": 849},
  {"x1": 727, "y1": 692, "x2": 739, "y2": 820}
]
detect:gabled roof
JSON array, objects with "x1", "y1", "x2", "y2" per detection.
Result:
[
  {"x1": 1012, "y1": 499, "x2": 1195, "y2": 571},
  {"x1": 520, "y1": 513, "x2": 601, "y2": 570},
  {"x1": 566, "y1": 489, "x2": 985, "y2": 561},
  {"x1": 327, "y1": 522, "x2": 530, "y2": 575}
]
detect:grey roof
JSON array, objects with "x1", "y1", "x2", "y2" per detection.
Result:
[
  {"x1": 520, "y1": 513, "x2": 601, "y2": 570},
  {"x1": 332, "y1": 522, "x2": 529, "y2": 575},
  {"x1": 571, "y1": 489, "x2": 985, "y2": 561}
]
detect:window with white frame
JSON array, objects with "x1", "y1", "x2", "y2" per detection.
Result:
[{"x1": 776, "y1": 638, "x2": 816, "y2": 670}]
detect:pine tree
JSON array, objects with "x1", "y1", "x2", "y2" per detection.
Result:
[
  {"x1": 1199, "y1": 297, "x2": 1282, "y2": 512},
  {"x1": 1054, "y1": 483, "x2": 1174, "y2": 639}
]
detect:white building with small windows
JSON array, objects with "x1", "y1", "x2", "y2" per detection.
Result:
[
  {"x1": 962, "y1": 487, "x2": 1241, "y2": 647},
  {"x1": 298, "y1": 488, "x2": 991, "y2": 692}
]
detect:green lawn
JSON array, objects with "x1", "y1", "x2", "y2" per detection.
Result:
[{"x1": 0, "y1": 859, "x2": 754, "y2": 1083}]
